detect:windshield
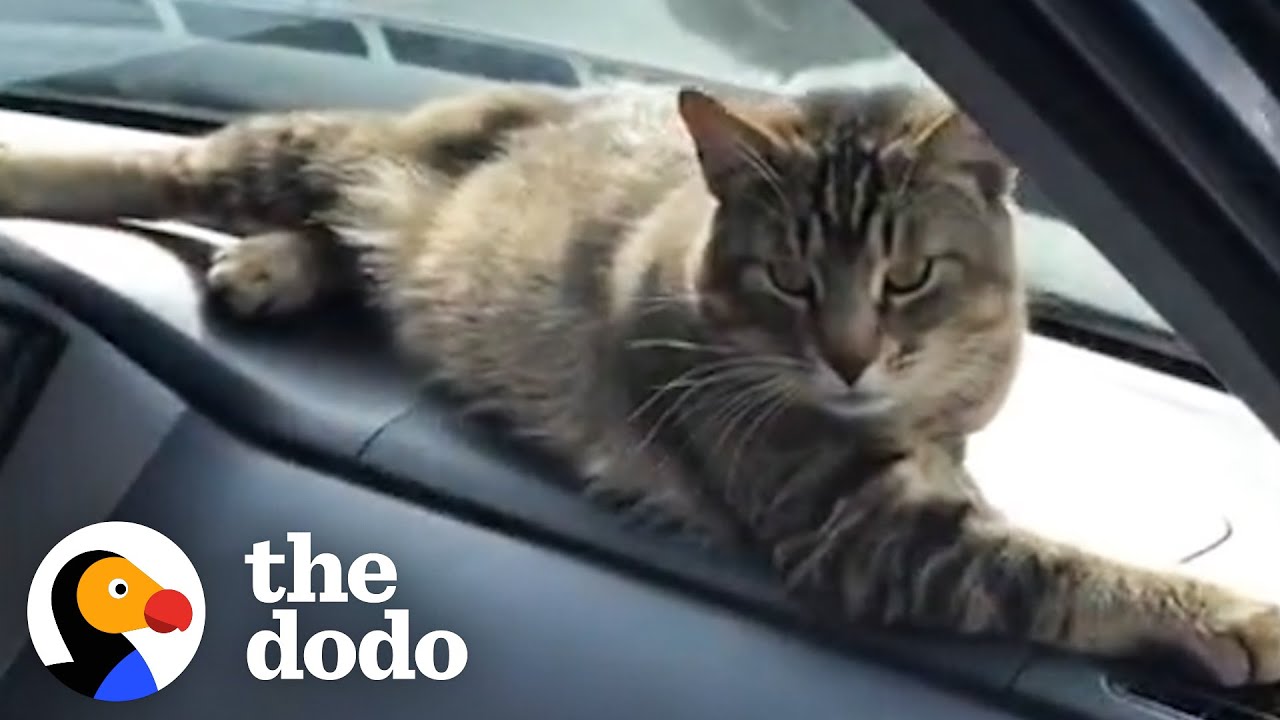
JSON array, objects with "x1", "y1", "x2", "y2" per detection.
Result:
[{"x1": 0, "y1": 0, "x2": 1180, "y2": 361}]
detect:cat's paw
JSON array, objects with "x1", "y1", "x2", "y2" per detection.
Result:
[
  {"x1": 206, "y1": 231, "x2": 320, "y2": 317},
  {"x1": 1173, "y1": 595, "x2": 1280, "y2": 687}
]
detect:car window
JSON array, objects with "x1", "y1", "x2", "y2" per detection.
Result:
[
  {"x1": 0, "y1": 0, "x2": 1194, "y2": 374},
  {"x1": 383, "y1": 25, "x2": 580, "y2": 87},
  {"x1": 0, "y1": 0, "x2": 160, "y2": 30},
  {"x1": 174, "y1": 1, "x2": 368, "y2": 57}
]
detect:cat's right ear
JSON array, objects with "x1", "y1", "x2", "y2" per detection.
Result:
[{"x1": 677, "y1": 88, "x2": 777, "y2": 197}]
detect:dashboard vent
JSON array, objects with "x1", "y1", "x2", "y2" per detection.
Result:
[{"x1": 1114, "y1": 677, "x2": 1280, "y2": 720}]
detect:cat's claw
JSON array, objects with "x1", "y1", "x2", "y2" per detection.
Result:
[
  {"x1": 206, "y1": 231, "x2": 320, "y2": 317},
  {"x1": 1174, "y1": 596, "x2": 1280, "y2": 687}
]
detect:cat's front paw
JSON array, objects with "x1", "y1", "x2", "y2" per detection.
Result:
[
  {"x1": 1173, "y1": 595, "x2": 1280, "y2": 687},
  {"x1": 206, "y1": 231, "x2": 320, "y2": 317}
]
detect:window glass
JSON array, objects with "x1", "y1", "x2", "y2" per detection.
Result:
[
  {"x1": 384, "y1": 26, "x2": 579, "y2": 87},
  {"x1": 175, "y1": 2, "x2": 367, "y2": 56},
  {"x1": 0, "y1": 0, "x2": 160, "y2": 29}
]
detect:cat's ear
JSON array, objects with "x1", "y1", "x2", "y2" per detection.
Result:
[
  {"x1": 917, "y1": 111, "x2": 1019, "y2": 203},
  {"x1": 677, "y1": 88, "x2": 778, "y2": 197}
]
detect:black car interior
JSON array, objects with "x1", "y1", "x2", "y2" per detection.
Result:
[{"x1": 3, "y1": 0, "x2": 1280, "y2": 718}]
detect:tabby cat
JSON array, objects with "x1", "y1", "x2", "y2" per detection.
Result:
[{"x1": 1, "y1": 81, "x2": 1277, "y2": 686}]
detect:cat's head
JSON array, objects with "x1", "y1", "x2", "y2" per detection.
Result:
[{"x1": 678, "y1": 85, "x2": 1023, "y2": 437}]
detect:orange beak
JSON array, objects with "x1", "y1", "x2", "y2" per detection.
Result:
[{"x1": 143, "y1": 588, "x2": 192, "y2": 633}]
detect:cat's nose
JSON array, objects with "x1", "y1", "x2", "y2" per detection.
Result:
[
  {"x1": 820, "y1": 329, "x2": 879, "y2": 387},
  {"x1": 829, "y1": 356, "x2": 870, "y2": 387},
  {"x1": 818, "y1": 304, "x2": 881, "y2": 386},
  {"x1": 818, "y1": 342, "x2": 873, "y2": 387}
]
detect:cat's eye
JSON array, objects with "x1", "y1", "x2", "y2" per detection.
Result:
[
  {"x1": 884, "y1": 258, "x2": 935, "y2": 297},
  {"x1": 766, "y1": 259, "x2": 813, "y2": 298}
]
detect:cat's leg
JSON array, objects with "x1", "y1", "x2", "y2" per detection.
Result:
[
  {"x1": 0, "y1": 113, "x2": 386, "y2": 319},
  {"x1": 0, "y1": 87, "x2": 571, "y2": 316},
  {"x1": 775, "y1": 455, "x2": 1280, "y2": 687},
  {"x1": 0, "y1": 86, "x2": 572, "y2": 230},
  {"x1": 0, "y1": 112, "x2": 392, "y2": 230}
]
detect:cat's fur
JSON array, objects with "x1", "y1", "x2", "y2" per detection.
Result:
[{"x1": 1, "y1": 82, "x2": 1278, "y2": 686}]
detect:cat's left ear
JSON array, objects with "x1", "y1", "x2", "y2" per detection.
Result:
[
  {"x1": 919, "y1": 111, "x2": 1019, "y2": 203},
  {"x1": 677, "y1": 88, "x2": 779, "y2": 198}
]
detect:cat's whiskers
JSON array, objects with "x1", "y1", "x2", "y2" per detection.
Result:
[
  {"x1": 628, "y1": 368, "x2": 759, "y2": 463},
  {"x1": 725, "y1": 377, "x2": 797, "y2": 502},
  {"x1": 628, "y1": 293, "x2": 708, "y2": 321},
  {"x1": 656, "y1": 356, "x2": 806, "y2": 390},
  {"x1": 631, "y1": 292, "x2": 703, "y2": 308},
  {"x1": 704, "y1": 374, "x2": 789, "y2": 469},
  {"x1": 626, "y1": 338, "x2": 736, "y2": 354},
  {"x1": 626, "y1": 359, "x2": 800, "y2": 462},
  {"x1": 664, "y1": 370, "x2": 789, "y2": 485},
  {"x1": 624, "y1": 356, "x2": 785, "y2": 428},
  {"x1": 636, "y1": 361, "x2": 791, "y2": 429}
]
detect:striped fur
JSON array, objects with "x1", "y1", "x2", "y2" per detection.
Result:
[{"x1": 0, "y1": 82, "x2": 1277, "y2": 687}]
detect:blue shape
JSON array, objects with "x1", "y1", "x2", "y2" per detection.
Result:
[{"x1": 94, "y1": 650, "x2": 159, "y2": 702}]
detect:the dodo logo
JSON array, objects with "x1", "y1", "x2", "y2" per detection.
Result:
[{"x1": 27, "y1": 521, "x2": 206, "y2": 702}]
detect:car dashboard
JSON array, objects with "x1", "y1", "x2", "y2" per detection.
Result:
[{"x1": 0, "y1": 108, "x2": 1278, "y2": 719}]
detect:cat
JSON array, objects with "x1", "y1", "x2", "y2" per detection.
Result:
[{"x1": 0, "y1": 80, "x2": 1277, "y2": 687}]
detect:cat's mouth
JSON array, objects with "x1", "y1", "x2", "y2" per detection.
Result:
[
  {"x1": 807, "y1": 361, "x2": 898, "y2": 419},
  {"x1": 820, "y1": 391, "x2": 897, "y2": 419}
]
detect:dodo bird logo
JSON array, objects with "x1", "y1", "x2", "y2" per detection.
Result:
[{"x1": 27, "y1": 521, "x2": 206, "y2": 702}]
